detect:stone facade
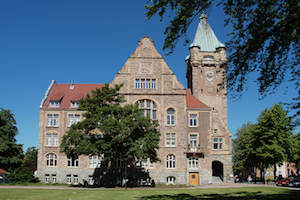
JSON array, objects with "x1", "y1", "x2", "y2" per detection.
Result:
[{"x1": 36, "y1": 15, "x2": 233, "y2": 186}]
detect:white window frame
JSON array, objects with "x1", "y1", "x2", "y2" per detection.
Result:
[
  {"x1": 49, "y1": 101, "x2": 60, "y2": 108},
  {"x1": 89, "y1": 155, "x2": 101, "y2": 168},
  {"x1": 166, "y1": 154, "x2": 175, "y2": 169},
  {"x1": 166, "y1": 108, "x2": 175, "y2": 125},
  {"x1": 70, "y1": 101, "x2": 79, "y2": 108},
  {"x1": 73, "y1": 175, "x2": 78, "y2": 185},
  {"x1": 52, "y1": 174, "x2": 57, "y2": 183},
  {"x1": 212, "y1": 138, "x2": 223, "y2": 150},
  {"x1": 88, "y1": 176, "x2": 94, "y2": 185},
  {"x1": 46, "y1": 153, "x2": 57, "y2": 167},
  {"x1": 46, "y1": 133, "x2": 52, "y2": 146},
  {"x1": 45, "y1": 174, "x2": 50, "y2": 183},
  {"x1": 139, "y1": 99, "x2": 157, "y2": 120},
  {"x1": 189, "y1": 157, "x2": 198, "y2": 169},
  {"x1": 66, "y1": 175, "x2": 72, "y2": 184},
  {"x1": 166, "y1": 133, "x2": 176, "y2": 147},
  {"x1": 47, "y1": 114, "x2": 52, "y2": 126},
  {"x1": 67, "y1": 157, "x2": 79, "y2": 168},
  {"x1": 46, "y1": 114, "x2": 59, "y2": 127},
  {"x1": 53, "y1": 134, "x2": 58, "y2": 146},
  {"x1": 46, "y1": 133, "x2": 58, "y2": 146},
  {"x1": 135, "y1": 79, "x2": 156, "y2": 89},
  {"x1": 166, "y1": 176, "x2": 175, "y2": 185},
  {"x1": 189, "y1": 134, "x2": 197, "y2": 148},
  {"x1": 189, "y1": 114, "x2": 197, "y2": 127}
]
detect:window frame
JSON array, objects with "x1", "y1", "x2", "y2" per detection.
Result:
[
  {"x1": 166, "y1": 133, "x2": 176, "y2": 147},
  {"x1": 166, "y1": 176, "x2": 176, "y2": 185},
  {"x1": 189, "y1": 114, "x2": 197, "y2": 127},
  {"x1": 46, "y1": 153, "x2": 57, "y2": 167},
  {"x1": 67, "y1": 157, "x2": 79, "y2": 168},
  {"x1": 166, "y1": 108, "x2": 175, "y2": 126},
  {"x1": 166, "y1": 154, "x2": 176, "y2": 169},
  {"x1": 138, "y1": 99, "x2": 157, "y2": 120},
  {"x1": 47, "y1": 114, "x2": 59, "y2": 127},
  {"x1": 89, "y1": 155, "x2": 101, "y2": 168},
  {"x1": 189, "y1": 157, "x2": 199, "y2": 169},
  {"x1": 212, "y1": 138, "x2": 223, "y2": 150},
  {"x1": 135, "y1": 78, "x2": 156, "y2": 89},
  {"x1": 115, "y1": 157, "x2": 123, "y2": 168}
]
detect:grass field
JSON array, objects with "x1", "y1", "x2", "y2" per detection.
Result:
[{"x1": 0, "y1": 187, "x2": 298, "y2": 200}]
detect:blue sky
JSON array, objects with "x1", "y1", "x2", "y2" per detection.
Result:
[{"x1": 0, "y1": 0, "x2": 297, "y2": 152}]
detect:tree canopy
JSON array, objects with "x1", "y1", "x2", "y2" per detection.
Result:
[
  {"x1": 60, "y1": 84, "x2": 161, "y2": 164},
  {"x1": 233, "y1": 104, "x2": 296, "y2": 180},
  {"x1": 23, "y1": 147, "x2": 38, "y2": 172},
  {"x1": 145, "y1": 0, "x2": 300, "y2": 123},
  {"x1": 0, "y1": 108, "x2": 23, "y2": 171}
]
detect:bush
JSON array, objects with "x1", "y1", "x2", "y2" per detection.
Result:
[{"x1": 7, "y1": 167, "x2": 39, "y2": 183}]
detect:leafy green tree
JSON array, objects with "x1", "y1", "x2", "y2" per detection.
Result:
[
  {"x1": 145, "y1": 0, "x2": 300, "y2": 123},
  {"x1": 23, "y1": 147, "x2": 38, "y2": 172},
  {"x1": 0, "y1": 108, "x2": 23, "y2": 171},
  {"x1": 60, "y1": 84, "x2": 161, "y2": 185},
  {"x1": 232, "y1": 122, "x2": 256, "y2": 174},
  {"x1": 254, "y1": 103, "x2": 295, "y2": 180},
  {"x1": 233, "y1": 104, "x2": 295, "y2": 182},
  {"x1": 7, "y1": 167, "x2": 39, "y2": 183}
]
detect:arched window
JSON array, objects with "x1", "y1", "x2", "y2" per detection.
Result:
[
  {"x1": 89, "y1": 155, "x2": 101, "y2": 168},
  {"x1": 166, "y1": 108, "x2": 175, "y2": 125},
  {"x1": 46, "y1": 153, "x2": 57, "y2": 167},
  {"x1": 166, "y1": 154, "x2": 175, "y2": 169},
  {"x1": 166, "y1": 176, "x2": 176, "y2": 185},
  {"x1": 189, "y1": 157, "x2": 198, "y2": 169},
  {"x1": 138, "y1": 100, "x2": 157, "y2": 120}
]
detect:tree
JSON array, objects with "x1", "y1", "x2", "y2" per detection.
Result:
[
  {"x1": 23, "y1": 147, "x2": 38, "y2": 172},
  {"x1": 7, "y1": 167, "x2": 39, "y2": 183},
  {"x1": 60, "y1": 84, "x2": 161, "y2": 185},
  {"x1": 232, "y1": 104, "x2": 295, "y2": 182},
  {"x1": 232, "y1": 122, "x2": 256, "y2": 174},
  {"x1": 0, "y1": 108, "x2": 23, "y2": 171},
  {"x1": 145, "y1": 0, "x2": 300, "y2": 123}
]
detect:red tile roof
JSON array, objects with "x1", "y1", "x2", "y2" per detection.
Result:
[
  {"x1": 42, "y1": 83, "x2": 105, "y2": 109},
  {"x1": 186, "y1": 89, "x2": 210, "y2": 109},
  {"x1": 0, "y1": 168, "x2": 7, "y2": 174}
]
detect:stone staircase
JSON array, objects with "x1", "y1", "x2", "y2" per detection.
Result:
[{"x1": 212, "y1": 176, "x2": 223, "y2": 183}]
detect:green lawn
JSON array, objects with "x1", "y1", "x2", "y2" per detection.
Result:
[{"x1": 0, "y1": 187, "x2": 298, "y2": 200}]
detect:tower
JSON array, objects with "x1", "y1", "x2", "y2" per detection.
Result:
[{"x1": 186, "y1": 13, "x2": 228, "y2": 125}]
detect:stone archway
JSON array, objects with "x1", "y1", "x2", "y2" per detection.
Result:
[{"x1": 212, "y1": 161, "x2": 223, "y2": 182}]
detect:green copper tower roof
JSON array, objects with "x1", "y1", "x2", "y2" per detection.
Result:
[{"x1": 189, "y1": 13, "x2": 225, "y2": 52}]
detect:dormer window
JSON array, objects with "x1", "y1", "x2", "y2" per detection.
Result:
[
  {"x1": 49, "y1": 101, "x2": 60, "y2": 107},
  {"x1": 70, "y1": 101, "x2": 79, "y2": 108}
]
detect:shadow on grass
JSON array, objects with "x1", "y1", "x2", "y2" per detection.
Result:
[{"x1": 137, "y1": 190, "x2": 300, "y2": 200}]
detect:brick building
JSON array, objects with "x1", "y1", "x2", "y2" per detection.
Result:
[{"x1": 36, "y1": 14, "x2": 233, "y2": 185}]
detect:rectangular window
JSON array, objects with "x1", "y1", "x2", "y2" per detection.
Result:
[
  {"x1": 52, "y1": 174, "x2": 57, "y2": 183},
  {"x1": 73, "y1": 175, "x2": 78, "y2": 185},
  {"x1": 45, "y1": 174, "x2": 50, "y2": 183},
  {"x1": 46, "y1": 133, "x2": 52, "y2": 146},
  {"x1": 135, "y1": 79, "x2": 156, "y2": 89},
  {"x1": 149, "y1": 160, "x2": 154, "y2": 168},
  {"x1": 190, "y1": 134, "x2": 197, "y2": 147},
  {"x1": 75, "y1": 115, "x2": 80, "y2": 124},
  {"x1": 47, "y1": 114, "x2": 52, "y2": 126},
  {"x1": 213, "y1": 138, "x2": 223, "y2": 150},
  {"x1": 53, "y1": 114, "x2": 59, "y2": 126},
  {"x1": 66, "y1": 175, "x2": 72, "y2": 184},
  {"x1": 189, "y1": 114, "x2": 197, "y2": 127},
  {"x1": 68, "y1": 157, "x2": 79, "y2": 167},
  {"x1": 135, "y1": 79, "x2": 140, "y2": 89},
  {"x1": 70, "y1": 101, "x2": 79, "y2": 108},
  {"x1": 214, "y1": 129, "x2": 217, "y2": 134},
  {"x1": 49, "y1": 101, "x2": 60, "y2": 107},
  {"x1": 115, "y1": 157, "x2": 123, "y2": 168},
  {"x1": 88, "y1": 176, "x2": 94, "y2": 185},
  {"x1": 68, "y1": 114, "x2": 74, "y2": 126},
  {"x1": 53, "y1": 134, "x2": 58, "y2": 146},
  {"x1": 152, "y1": 79, "x2": 156, "y2": 89},
  {"x1": 166, "y1": 133, "x2": 176, "y2": 147},
  {"x1": 146, "y1": 79, "x2": 151, "y2": 88},
  {"x1": 141, "y1": 79, "x2": 145, "y2": 88}
]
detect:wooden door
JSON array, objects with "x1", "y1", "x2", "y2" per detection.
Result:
[{"x1": 189, "y1": 172, "x2": 199, "y2": 185}]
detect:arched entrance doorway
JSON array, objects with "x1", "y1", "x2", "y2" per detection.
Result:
[{"x1": 212, "y1": 161, "x2": 223, "y2": 182}]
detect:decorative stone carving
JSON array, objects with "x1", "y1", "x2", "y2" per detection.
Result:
[
  {"x1": 139, "y1": 61, "x2": 153, "y2": 74},
  {"x1": 205, "y1": 71, "x2": 214, "y2": 82}
]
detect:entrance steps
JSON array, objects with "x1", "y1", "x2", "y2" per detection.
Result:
[{"x1": 212, "y1": 176, "x2": 223, "y2": 183}]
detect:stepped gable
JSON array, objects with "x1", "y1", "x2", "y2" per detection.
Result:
[
  {"x1": 186, "y1": 89, "x2": 210, "y2": 109},
  {"x1": 42, "y1": 83, "x2": 105, "y2": 109}
]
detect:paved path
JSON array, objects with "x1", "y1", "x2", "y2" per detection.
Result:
[{"x1": 0, "y1": 183, "x2": 293, "y2": 190}]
